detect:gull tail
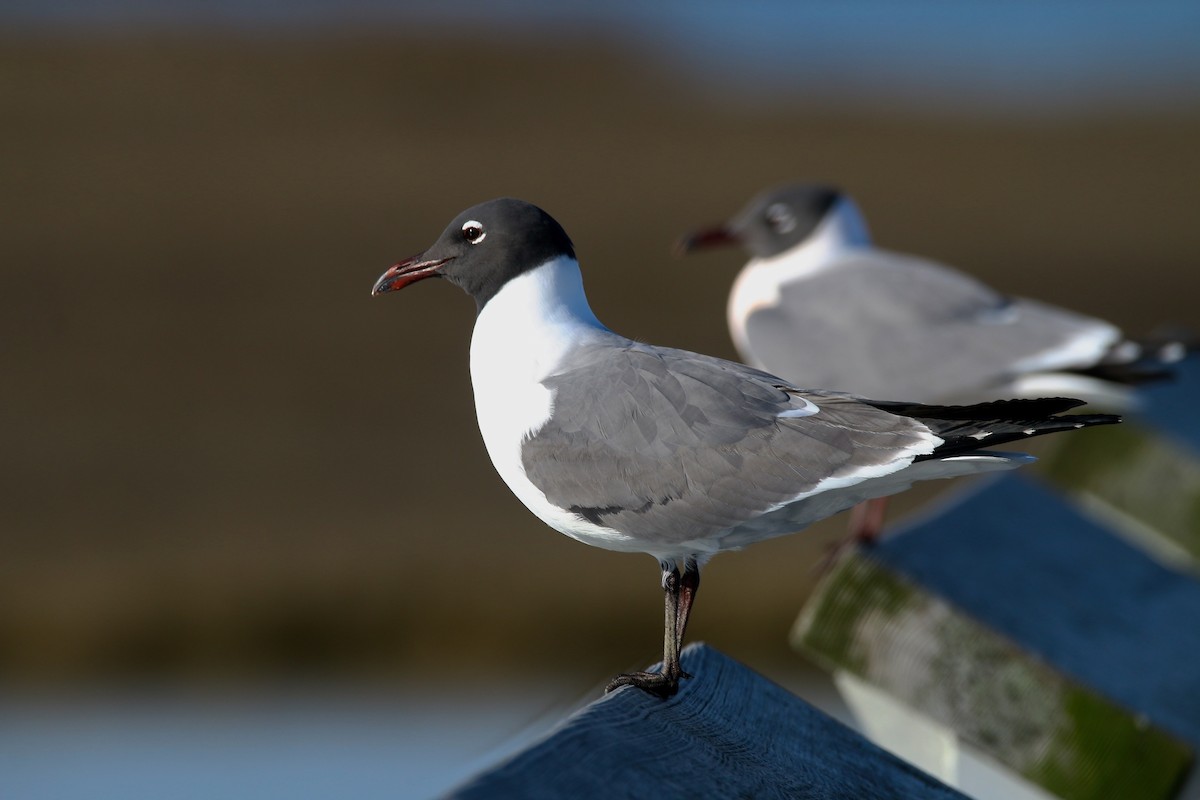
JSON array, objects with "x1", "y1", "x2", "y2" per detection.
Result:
[{"x1": 863, "y1": 396, "x2": 1121, "y2": 459}]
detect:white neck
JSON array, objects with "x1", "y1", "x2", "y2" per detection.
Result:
[
  {"x1": 727, "y1": 197, "x2": 871, "y2": 362},
  {"x1": 469, "y1": 254, "x2": 610, "y2": 459},
  {"x1": 467, "y1": 256, "x2": 611, "y2": 537},
  {"x1": 471, "y1": 255, "x2": 607, "y2": 384}
]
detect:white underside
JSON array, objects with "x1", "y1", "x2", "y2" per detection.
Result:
[
  {"x1": 605, "y1": 452, "x2": 1030, "y2": 563},
  {"x1": 706, "y1": 452, "x2": 1030, "y2": 557},
  {"x1": 1002, "y1": 372, "x2": 1137, "y2": 410},
  {"x1": 1006, "y1": 321, "x2": 1121, "y2": 375}
]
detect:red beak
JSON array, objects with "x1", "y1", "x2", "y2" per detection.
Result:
[
  {"x1": 371, "y1": 255, "x2": 453, "y2": 296},
  {"x1": 672, "y1": 225, "x2": 740, "y2": 257}
]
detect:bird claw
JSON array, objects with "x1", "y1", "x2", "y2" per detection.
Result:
[{"x1": 605, "y1": 669, "x2": 688, "y2": 698}]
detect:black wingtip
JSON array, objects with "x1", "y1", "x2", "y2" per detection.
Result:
[
  {"x1": 1074, "y1": 413, "x2": 1122, "y2": 428},
  {"x1": 893, "y1": 398, "x2": 1122, "y2": 461},
  {"x1": 865, "y1": 396, "x2": 1088, "y2": 421}
]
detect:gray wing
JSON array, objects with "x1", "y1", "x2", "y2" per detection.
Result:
[
  {"x1": 742, "y1": 249, "x2": 1120, "y2": 402},
  {"x1": 521, "y1": 337, "x2": 934, "y2": 545}
]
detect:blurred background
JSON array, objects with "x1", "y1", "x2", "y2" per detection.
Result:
[{"x1": 2, "y1": 2, "x2": 1198, "y2": 797}]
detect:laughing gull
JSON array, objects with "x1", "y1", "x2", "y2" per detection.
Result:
[
  {"x1": 372, "y1": 198, "x2": 1118, "y2": 697},
  {"x1": 678, "y1": 183, "x2": 1191, "y2": 409}
]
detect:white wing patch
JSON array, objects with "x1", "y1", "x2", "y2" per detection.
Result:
[
  {"x1": 777, "y1": 396, "x2": 820, "y2": 418},
  {"x1": 977, "y1": 302, "x2": 1021, "y2": 325}
]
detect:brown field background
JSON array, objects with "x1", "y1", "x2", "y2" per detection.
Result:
[{"x1": 2, "y1": 32, "x2": 1198, "y2": 688}]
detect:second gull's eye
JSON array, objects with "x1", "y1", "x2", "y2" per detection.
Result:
[{"x1": 765, "y1": 203, "x2": 796, "y2": 234}]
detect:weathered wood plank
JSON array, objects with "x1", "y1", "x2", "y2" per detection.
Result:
[
  {"x1": 446, "y1": 643, "x2": 971, "y2": 800},
  {"x1": 793, "y1": 475, "x2": 1197, "y2": 800},
  {"x1": 1036, "y1": 421, "x2": 1200, "y2": 568},
  {"x1": 880, "y1": 475, "x2": 1200, "y2": 748},
  {"x1": 1034, "y1": 353, "x2": 1200, "y2": 569}
]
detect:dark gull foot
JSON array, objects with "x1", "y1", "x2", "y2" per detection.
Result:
[{"x1": 605, "y1": 669, "x2": 690, "y2": 698}]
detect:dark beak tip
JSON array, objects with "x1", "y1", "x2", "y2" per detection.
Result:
[
  {"x1": 670, "y1": 236, "x2": 695, "y2": 259},
  {"x1": 370, "y1": 269, "x2": 399, "y2": 297},
  {"x1": 370, "y1": 255, "x2": 451, "y2": 297}
]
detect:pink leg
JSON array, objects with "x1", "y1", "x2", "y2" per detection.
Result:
[
  {"x1": 813, "y1": 497, "x2": 891, "y2": 576},
  {"x1": 847, "y1": 496, "x2": 889, "y2": 544}
]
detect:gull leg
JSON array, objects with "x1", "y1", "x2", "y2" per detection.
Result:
[
  {"x1": 813, "y1": 498, "x2": 890, "y2": 576},
  {"x1": 674, "y1": 558, "x2": 701, "y2": 679},
  {"x1": 847, "y1": 496, "x2": 889, "y2": 544},
  {"x1": 606, "y1": 561, "x2": 688, "y2": 698}
]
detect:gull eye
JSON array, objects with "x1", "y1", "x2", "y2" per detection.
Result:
[
  {"x1": 461, "y1": 220, "x2": 486, "y2": 244},
  {"x1": 764, "y1": 203, "x2": 796, "y2": 234}
]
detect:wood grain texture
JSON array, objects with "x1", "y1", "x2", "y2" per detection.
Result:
[{"x1": 446, "y1": 643, "x2": 969, "y2": 800}]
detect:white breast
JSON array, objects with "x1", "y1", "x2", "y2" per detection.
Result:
[
  {"x1": 469, "y1": 256, "x2": 647, "y2": 552},
  {"x1": 728, "y1": 197, "x2": 871, "y2": 365}
]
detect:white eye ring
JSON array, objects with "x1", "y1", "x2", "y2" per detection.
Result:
[
  {"x1": 765, "y1": 203, "x2": 796, "y2": 234},
  {"x1": 462, "y1": 220, "x2": 486, "y2": 244}
]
